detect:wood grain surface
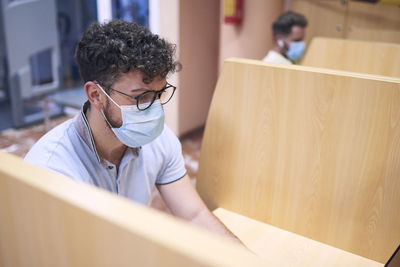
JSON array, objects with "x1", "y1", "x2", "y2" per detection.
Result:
[
  {"x1": 291, "y1": 0, "x2": 400, "y2": 45},
  {"x1": 303, "y1": 37, "x2": 400, "y2": 78},
  {"x1": 345, "y1": 1, "x2": 400, "y2": 44},
  {"x1": 214, "y1": 208, "x2": 383, "y2": 267},
  {"x1": 197, "y1": 58, "x2": 400, "y2": 263},
  {"x1": 0, "y1": 151, "x2": 265, "y2": 267}
]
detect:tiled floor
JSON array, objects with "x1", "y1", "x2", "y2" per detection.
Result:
[{"x1": 0, "y1": 113, "x2": 204, "y2": 212}]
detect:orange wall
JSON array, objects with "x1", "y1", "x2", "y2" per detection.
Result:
[
  {"x1": 218, "y1": 0, "x2": 284, "y2": 70},
  {"x1": 178, "y1": 0, "x2": 220, "y2": 135},
  {"x1": 159, "y1": 0, "x2": 220, "y2": 137},
  {"x1": 159, "y1": 0, "x2": 180, "y2": 135}
]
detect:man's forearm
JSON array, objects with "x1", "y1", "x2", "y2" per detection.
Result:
[{"x1": 190, "y1": 208, "x2": 244, "y2": 245}]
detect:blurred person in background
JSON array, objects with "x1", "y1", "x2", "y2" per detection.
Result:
[{"x1": 262, "y1": 11, "x2": 307, "y2": 64}]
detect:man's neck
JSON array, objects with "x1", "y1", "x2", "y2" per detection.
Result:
[{"x1": 86, "y1": 106, "x2": 127, "y2": 167}]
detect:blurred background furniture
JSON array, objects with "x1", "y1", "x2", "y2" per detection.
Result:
[{"x1": 302, "y1": 37, "x2": 400, "y2": 77}]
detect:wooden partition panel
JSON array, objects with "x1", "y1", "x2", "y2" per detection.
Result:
[
  {"x1": 302, "y1": 37, "x2": 400, "y2": 78},
  {"x1": 197, "y1": 58, "x2": 400, "y2": 263},
  {"x1": 0, "y1": 152, "x2": 264, "y2": 267}
]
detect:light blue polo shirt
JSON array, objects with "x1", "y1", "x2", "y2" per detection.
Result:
[{"x1": 24, "y1": 102, "x2": 187, "y2": 205}]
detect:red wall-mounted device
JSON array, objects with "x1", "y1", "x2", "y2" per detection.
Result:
[{"x1": 224, "y1": 0, "x2": 244, "y2": 25}]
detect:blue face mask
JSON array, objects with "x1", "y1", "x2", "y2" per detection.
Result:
[
  {"x1": 98, "y1": 85, "x2": 164, "y2": 147},
  {"x1": 286, "y1": 41, "x2": 306, "y2": 61}
]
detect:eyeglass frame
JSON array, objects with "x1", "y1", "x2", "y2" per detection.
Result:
[{"x1": 96, "y1": 82, "x2": 177, "y2": 111}]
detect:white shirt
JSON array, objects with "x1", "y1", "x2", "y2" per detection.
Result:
[
  {"x1": 24, "y1": 101, "x2": 187, "y2": 205},
  {"x1": 262, "y1": 50, "x2": 292, "y2": 64}
]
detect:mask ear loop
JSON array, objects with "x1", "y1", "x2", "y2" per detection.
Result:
[
  {"x1": 96, "y1": 83, "x2": 121, "y2": 109},
  {"x1": 101, "y1": 110, "x2": 114, "y2": 129},
  {"x1": 96, "y1": 83, "x2": 120, "y2": 129}
]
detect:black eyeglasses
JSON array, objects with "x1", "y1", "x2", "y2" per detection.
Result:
[{"x1": 101, "y1": 83, "x2": 176, "y2": 111}]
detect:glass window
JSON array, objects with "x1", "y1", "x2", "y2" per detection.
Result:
[{"x1": 112, "y1": 0, "x2": 149, "y2": 27}]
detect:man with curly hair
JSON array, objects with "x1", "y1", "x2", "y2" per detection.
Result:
[{"x1": 25, "y1": 20, "x2": 241, "y2": 244}]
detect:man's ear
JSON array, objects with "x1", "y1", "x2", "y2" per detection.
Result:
[
  {"x1": 275, "y1": 35, "x2": 285, "y2": 49},
  {"x1": 85, "y1": 81, "x2": 104, "y2": 110},
  {"x1": 277, "y1": 39, "x2": 284, "y2": 48},
  {"x1": 275, "y1": 35, "x2": 289, "y2": 53}
]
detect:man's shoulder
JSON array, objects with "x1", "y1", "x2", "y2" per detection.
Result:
[
  {"x1": 24, "y1": 116, "x2": 94, "y2": 180},
  {"x1": 24, "y1": 117, "x2": 79, "y2": 164},
  {"x1": 263, "y1": 50, "x2": 292, "y2": 64}
]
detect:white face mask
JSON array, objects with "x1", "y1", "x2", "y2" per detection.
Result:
[{"x1": 98, "y1": 84, "x2": 164, "y2": 147}]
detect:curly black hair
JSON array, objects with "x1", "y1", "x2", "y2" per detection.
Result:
[
  {"x1": 75, "y1": 20, "x2": 181, "y2": 89},
  {"x1": 272, "y1": 11, "x2": 307, "y2": 38}
]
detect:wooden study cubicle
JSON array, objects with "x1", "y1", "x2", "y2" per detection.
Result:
[
  {"x1": 302, "y1": 37, "x2": 400, "y2": 78},
  {"x1": 0, "y1": 152, "x2": 264, "y2": 266},
  {"x1": 2, "y1": 57, "x2": 400, "y2": 266},
  {"x1": 197, "y1": 58, "x2": 400, "y2": 266}
]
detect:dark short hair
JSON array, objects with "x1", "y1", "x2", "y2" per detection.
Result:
[
  {"x1": 75, "y1": 20, "x2": 181, "y2": 89},
  {"x1": 272, "y1": 11, "x2": 307, "y2": 38}
]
